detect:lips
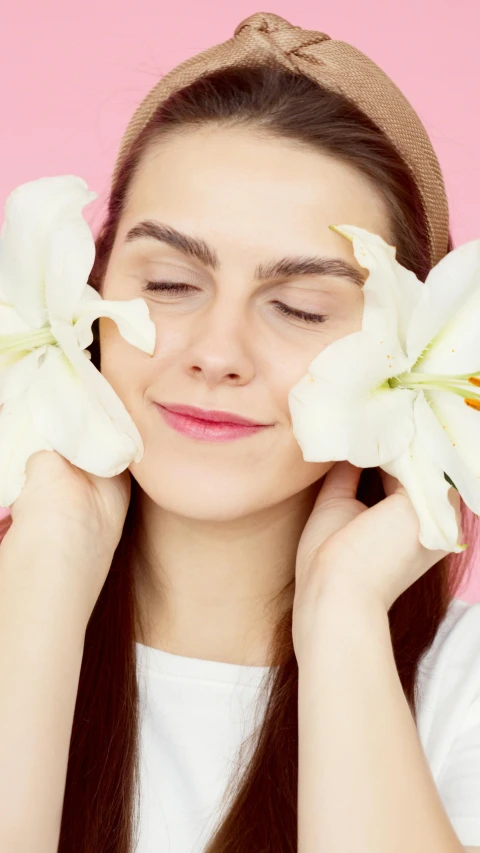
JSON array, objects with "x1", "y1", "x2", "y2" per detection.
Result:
[
  {"x1": 158, "y1": 402, "x2": 268, "y2": 426},
  {"x1": 155, "y1": 403, "x2": 271, "y2": 443}
]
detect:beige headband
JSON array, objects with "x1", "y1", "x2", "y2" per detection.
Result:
[{"x1": 112, "y1": 11, "x2": 449, "y2": 266}]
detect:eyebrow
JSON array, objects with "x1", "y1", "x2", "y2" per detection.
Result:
[{"x1": 124, "y1": 219, "x2": 366, "y2": 287}]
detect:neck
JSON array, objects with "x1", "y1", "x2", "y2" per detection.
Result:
[{"x1": 133, "y1": 482, "x2": 319, "y2": 666}]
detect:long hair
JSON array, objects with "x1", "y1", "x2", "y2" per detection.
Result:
[{"x1": 1, "y1": 63, "x2": 477, "y2": 853}]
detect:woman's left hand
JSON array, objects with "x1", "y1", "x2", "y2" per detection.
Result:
[{"x1": 292, "y1": 460, "x2": 460, "y2": 650}]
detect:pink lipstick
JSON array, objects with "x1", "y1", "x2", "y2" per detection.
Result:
[{"x1": 154, "y1": 403, "x2": 272, "y2": 442}]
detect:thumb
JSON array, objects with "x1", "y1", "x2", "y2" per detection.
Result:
[
  {"x1": 313, "y1": 460, "x2": 363, "y2": 507},
  {"x1": 296, "y1": 462, "x2": 365, "y2": 566}
]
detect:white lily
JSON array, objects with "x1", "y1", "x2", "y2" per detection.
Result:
[
  {"x1": 0, "y1": 175, "x2": 156, "y2": 509},
  {"x1": 288, "y1": 224, "x2": 480, "y2": 554}
]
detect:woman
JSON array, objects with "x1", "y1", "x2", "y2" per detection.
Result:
[{"x1": 0, "y1": 11, "x2": 479, "y2": 853}]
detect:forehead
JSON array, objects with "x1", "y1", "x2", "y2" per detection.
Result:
[{"x1": 122, "y1": 126, "x2": 392, "y2": 249}]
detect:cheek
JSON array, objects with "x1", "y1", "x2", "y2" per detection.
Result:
[
  {"x1": 150, "y1": 323, "x2": 192, "y2": 360},
  {"x1": 277, "y1": 352, "x2": 321, "y2": 428},
  {"x1": 98, "y1": 319, "x2": 146, "y2": 401},
  {"x1": 97, "y1": 317, "x2": 185, "y2": 412},
  {"x1": 341, "y1": 295, "x2": 364, "y2": 335}
]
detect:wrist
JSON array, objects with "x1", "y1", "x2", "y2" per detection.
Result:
[
  {"x1": 0, "y1": 521, "x2": 110, "y2": 627},
  {"x1": 293, "y1": 568, "x2": 389, "y2": 661}
]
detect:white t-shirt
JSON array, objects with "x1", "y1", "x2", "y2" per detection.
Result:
[{"x1": 133, "y1": 597, "x2": 480, "y2": 852}]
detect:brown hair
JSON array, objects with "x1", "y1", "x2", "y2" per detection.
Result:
[{"x1": 1, "y1": 62, "x2": 477, "y2": 853}]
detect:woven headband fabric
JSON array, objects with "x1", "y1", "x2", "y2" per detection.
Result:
[{"x1": 112, "y1": 11, "x2": 449, "y2": 266}]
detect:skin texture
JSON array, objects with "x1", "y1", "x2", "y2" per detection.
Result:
[{"x1": 98, "y1": 125, "x2": 393, "y2": 665}]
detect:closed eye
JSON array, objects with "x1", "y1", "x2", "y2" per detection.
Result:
[
  {"x1": 270, "y1": 300, "x2": 328, "y2": 324},
  {"x1": 141, "y1": 281, "x2": 329, "y2": 325}
]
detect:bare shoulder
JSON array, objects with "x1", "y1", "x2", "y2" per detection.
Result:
[{"x1": 464, "y1": 846, "x2": 480, "y2": 852}]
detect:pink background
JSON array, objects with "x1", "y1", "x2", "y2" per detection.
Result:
[{"x1": 1, "y1": 1, "x2": 479, "y2": 600}]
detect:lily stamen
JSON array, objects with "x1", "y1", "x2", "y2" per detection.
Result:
[
  {"x1": 0, "y1": 327, "x2": 57, "y2": 354},
  {"x1": 390, "y1": 371, "x2": 480, "y2": 404}
]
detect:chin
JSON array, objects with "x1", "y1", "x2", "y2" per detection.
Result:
[
  {"x1": 163, "y1": 500, "x2": 259, "y2": 523},
  {"x1": 133, "y1": 477, "x2": 271, "y2": 522}
]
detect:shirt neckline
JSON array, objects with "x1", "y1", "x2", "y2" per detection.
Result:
[{"x1": 135, "y1": 640, "x2": 275, "y2": 686}]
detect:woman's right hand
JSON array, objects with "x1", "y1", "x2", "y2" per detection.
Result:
[{"x1": 6, "y1": 449, "x2": 132, "y2": 615}]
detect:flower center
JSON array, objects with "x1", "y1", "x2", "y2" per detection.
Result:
[{"x1": 389, "y1": 371, "x2": 480, "y2": 411}]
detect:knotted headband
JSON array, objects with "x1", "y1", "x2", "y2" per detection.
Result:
[{"x1": 112, "y1": 11, "x2": 449, "y2": 267}]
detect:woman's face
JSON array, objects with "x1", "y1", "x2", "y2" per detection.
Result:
[{"x1": 99, "y1": 126, "x2": 392, "y2": 520}]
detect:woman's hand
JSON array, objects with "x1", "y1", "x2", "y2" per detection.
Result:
[
  {"x1": 6, "y1": 450, "x2": 132, "y2": 620},
  {"x1": 292, "y1": 460, "x2": 460, "y2": 650}
]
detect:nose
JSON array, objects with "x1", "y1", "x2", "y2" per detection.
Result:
[{"x1": 180, "y1": 300, "x2": 257, "y2": 389}]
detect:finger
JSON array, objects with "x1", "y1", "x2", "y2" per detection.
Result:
[
  {"x1": 379, "y1": 467, "x2": 405, "y2": 498},
  {"x1": 316, "y1": 460, "x2": 363, "y2": 504}
]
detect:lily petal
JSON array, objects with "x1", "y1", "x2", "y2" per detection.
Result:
[
  {"x1": 407, "y1": 239, "x2": 480, "y2": 372},
  {"x1": 50, "y1": 320, "x2": 146, "y2": 464},
  {"x1": 27, "y1": 345, "x2": 90, "y2": 458},
  {"x1": 0, "y1": 176, "x2": 97, "y2": 330},
  {"x1": 27, "y1": 343, "x2": 142, "y2": 477},
  {"x1": 0, "y1": 394, "x2": 53, "y2": 508},
  {"x1": 288, "y1": 329, "x2": 415, "y2": 466},
  {"x1": 419, "y1": 388, "x2": 480, "y2": 513},
  {"x1": 71, "y1": 293, "x2": 156, "y2": 354},
  {"x1": 0, "y1": 348, "x2": 45, "y2": 406},
  {"x1": 381, "y1": 436, "x2": 464, "y2": 552},
  {"x1": 0, "y1": 302, "x2": 33, "y2": 336},
  {"x1": 44, "y1": 199, "x2": 96, "y2": 326},
  {"x1": 331, "y1": 224, "x2": 422, "y2": 350}
]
